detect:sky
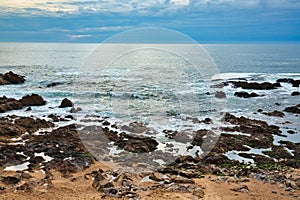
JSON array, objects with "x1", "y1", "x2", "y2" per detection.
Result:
[{"x1": 0, "y1": 0, "x2": 299, "y2": 43}]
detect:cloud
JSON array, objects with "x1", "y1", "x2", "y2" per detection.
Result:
[{"x1": 70, "y1": 34, "x2": 91, "y2": 40}]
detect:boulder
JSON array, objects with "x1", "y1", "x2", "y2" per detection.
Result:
[
  {"x1": 20, "y1": 94, "x2": 46, "y2": 106},
  {"x1": 59, "y1": 98, "x2": 73, "y2": 108},
  {"x1": 0, "y1": 71, "x2": 25, "y2": 84}
]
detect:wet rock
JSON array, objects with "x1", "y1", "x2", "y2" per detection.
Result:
[
  {"x1": 215, "y1": 91, "x2": 226, "y2": 98},
  {"x1": 59, "y1": 98, "x2": 73, "y2": 108},
  {"x1": 234, "y1": 91, "x2": 261, "y2": 98},
  {"x1": 287, "y1": 130, "x2": 295, "y2": 134},
  {"x1": 284, "y1": 105, "x2": 300, "y2": 114},
  {"x1": 116, "y1": 133, "x2": 158, "y2": 153},
  {"x1": 263, "y1": 146, "x2": 294, "y2": 160},
  {"x1": 0, "y1": 71, "x2": 25, "y2": 85},
  {"x1": 14, "y1": 117, "x2": 54, "y2": 133},
  {"x1": 277, "y1": 78, "x2": 300, "y2": 87},
  {"x1": 230, "y1": 81, "x2": 281, "y2": 90},
  {"x1": 230, "y1": 185, "x2": 249, "y2": 193},
  {"x1": 262, "y1": 110, "x2": 285, "y2": 118},
  {"x1": 48, "y1": 114, "x2": 60, "y2": 122},
  {"x1": 0, "y1": 118, "x2": 26, "y2": 137},
  {"x1": 210, "y1": 82, "x2": 228, "y2": 88},
  {"x1": 291, "y1": 91, "x2": 300, "y2": 96},
  {"x1": 0, "y1": 96, "x2": 23, "y2": 113},
  {"x1": 25, "y1": 107, "x2": 32, "y2": 111},
  {"x1": 121, "y1": 121, "x2": 155, "y2": 134},
  {"x1": 70, "y1": 107, "x2": 82, "y2": 113},
  {"x1": 21, "y1": 94, "x2": 46, "y2": 106},
  {"x1": 46, "y1": 82, "x2": 62, "y2": 88}
]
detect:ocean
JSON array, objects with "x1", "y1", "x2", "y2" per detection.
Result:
[{"x1": 0, "y1": 43, "x2": 299, "y2": 162}]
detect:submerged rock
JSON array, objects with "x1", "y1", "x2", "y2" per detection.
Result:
[
  {"x1": 215, "y1": 91, "x2": 226, "y2": 98},
  {"x1": 234, "y1": 91, "x2": 261, "y2": 98}
]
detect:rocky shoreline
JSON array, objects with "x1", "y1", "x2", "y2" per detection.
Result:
[{"x1": 0, "y1": 72, "x2": 299, "y2": 199}]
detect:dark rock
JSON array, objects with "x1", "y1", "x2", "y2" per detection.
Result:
[
  {"x1": 70, "y1": 107, "x2": 82, "y2": 113},
  {"x1": 287, "y1": 130, "x2": 296, "y2": 134},
  {"x1": 0, "y1": 96, "x2": 23, "y2": 113},
  {"x1": 215, "y1": 91, "x2": 226, "y2": 98},
  {"x1": 115, "y1": 133, "x2": 158, "y2": 153},
  {"x1": 284, "y1": 105, "x2": 300, "y2": 114},
  {"x1": 21, "y1": 94, "x2": 46, "y2": 106},
  {"x1": 291, "y1": 91, "x2": 300, "y2": 96},
  {"x1": 0, "y1": 71, "x2": 25, "y2": 84},
  {"x1": 25, "y1": 107, "x2": 32, "y2": 111},
  {"x1": 277, "y1": 78, "x2": 300, "y2": 87},
  {"x1": 234, "y1": 91, "x2": 260, "y2": 98},
  {"x1": 48, "y1": 114, "x2": 59, "y2": 122},
  {"x1": 262, "y1": 110, "x2": 285, "y2": 118},
  {"x1": 46, "y1": 82, "x2": 62, "y2": 88},
  {"x1": 59, "y1": 98, "x2": 73, "y2": 108},
  {"x1": 14, "y1": 117, "x2": 54, "y2": 133},
  {"x1": 2, "y1": 176, "x2": 20, "y2": 185},
  {"x1": 230, "y1": 81, "x2": 281, "y2": 90}
]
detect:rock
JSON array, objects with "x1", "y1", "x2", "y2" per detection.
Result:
[
  {"x1": 172, "y1": 176, "x2": 195, "y2": 184},
  {"x1": 230, "y1": 81, "x2": 281, "y2": 90},
  {"x1": 14, "y1": 117, "x2": 54, "y2": 133},
  {"x1": 234, "y1": 91, "x2": 260, "y2": 98},
  {"x1": 287, "y1": 130, "x2": 295, "y2": 134},
  {"x1": 284, "y1": 105, "x2": 300, "y2": 114},
  {"x1": 48, "y1": 114, "x2": 60, "y2": 122},
  {"x1": 230, "y1": 185, "x2": 249, "y2": 193},
  {"x1": 1, "y1": 176, "x2": 20, "y2": 185},
  {"x1": 215, "y1": 91, "x2": 226, "y2": 98},
  {"x1": 25, "y1": 107, "x2": 32, "y2": 111},
  {"x1": 0, "y1": 96, "x2": 23, "y2": 113},
  {"x1": 291, "y1": 91, "x2": 300, "y2": 96},
  {"x1": 21, "y1": 94, "x2": 46, "y2": 106},
  {"x1": 262, "y1": 110, "x2": 285, "y2": 118},
  {"x1": 150, "y1": 172, "x2": 164, "y2": 181},
  {"x1": 0, "y1": 71, "x2": 25, "y2": 84},
  {"x1": 115, "y1": 133, "x2": 158, "y2": 153},
  {"x1": 70, "y1": 107, "x2": 82, "y2": 113},
  {"x1": 277, "y1": 78, "x2": 300, "y2": 87},
  {"x1": 59, "y1": 98, "x2": 73, "y2": 108},
  {"x1": 46, "y1": 82, "x2": 62, "y2": 88}
]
